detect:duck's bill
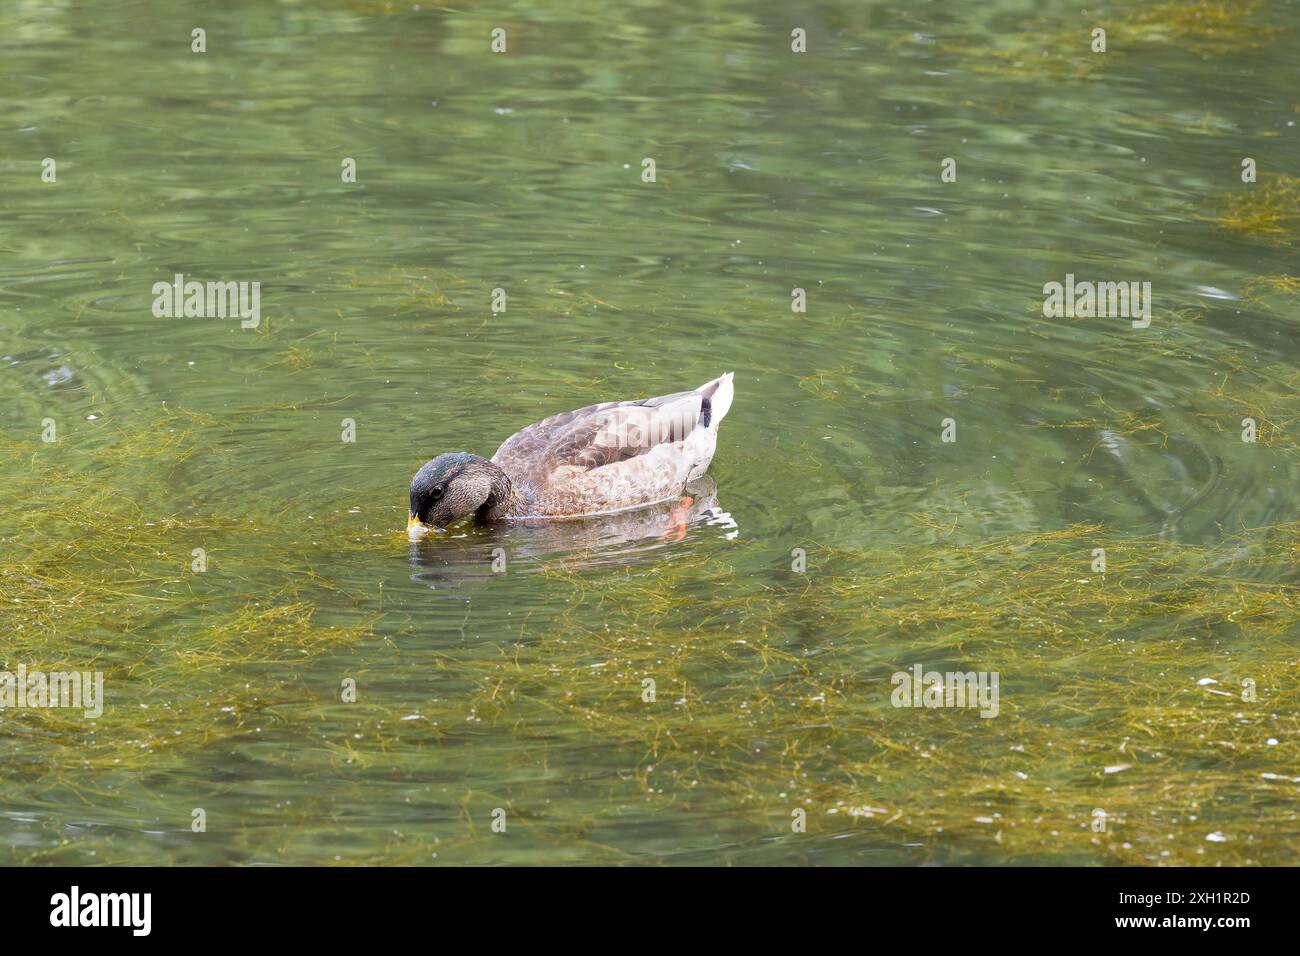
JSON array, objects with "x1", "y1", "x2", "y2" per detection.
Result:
[{"x1": 407, "y1": 513, "x2": 434, "y2": 537}]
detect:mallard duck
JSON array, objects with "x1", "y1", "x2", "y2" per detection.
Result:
[{"x1": 408, "y1": 372, "x2": 734, "y2": 533}]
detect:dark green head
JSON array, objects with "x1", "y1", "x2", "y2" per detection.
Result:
[{"x1": 409, "y1": 453, "x2": 507, "y2": 531}]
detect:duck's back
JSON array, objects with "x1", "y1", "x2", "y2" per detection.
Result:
[{"x1": 492, "y1": 373, "x2": 733, "y2": 518}]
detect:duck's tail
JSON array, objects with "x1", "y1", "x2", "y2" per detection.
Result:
[{"x1": 697, "y1": 371, "x2": 734, "y2": 428}]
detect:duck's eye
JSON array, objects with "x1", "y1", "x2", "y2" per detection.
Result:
[{"x1": 431, "y1": 486, "x2": 445, "y2": 498}]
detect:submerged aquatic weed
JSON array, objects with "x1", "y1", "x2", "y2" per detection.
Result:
[
  {"x1": 1242, "y1": 274, "x2": 1300, "y2": 301},
  {"x1": 1216, "y1": 176, "x2": 1300, "y2": 244},
  {"x1": 3, "y1": 349, "x2": 1298, "y2": 864},
  {"x1": 927, "y1": 30, "x2": 1102, "y2": 82},
  {"x1": 1124, "y1": 1, "x2": 1285, "y2": 54},
  {"x1": 929, "y1": 0, "x2": 1284, "y2": 82},
  {"x1": 427, "y1": 522, "x2": 1300, "y2": 864},
  {"x1": 1, "y1": 416, "x2": 382, "y2": 787}
]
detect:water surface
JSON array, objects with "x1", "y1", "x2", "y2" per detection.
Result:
[{"x1": 2, "y1": 0, "x2": 1298, "y2": 865}]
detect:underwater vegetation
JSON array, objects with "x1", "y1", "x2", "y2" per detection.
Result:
[
  {"x1": 1125, "y1": 1, "x2": 1286, "y2": 54},
  {"x1": 928, "y1": 0, "x2": 1286, "y2": 80},
  {"x1": 2, "y1": 409, "x2": 1297, "y2": 864},
  {"x1": 1217, "y1": 176, "x2": 1300, "y2": 244}
]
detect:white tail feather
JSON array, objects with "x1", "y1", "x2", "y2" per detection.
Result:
[{"x1": 698, "y1": 371, "x2": 734, "y2": 427}]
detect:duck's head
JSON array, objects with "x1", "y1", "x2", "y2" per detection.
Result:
[{"x1": 408, "y1": 453, "x2": 500, "y2": 534}]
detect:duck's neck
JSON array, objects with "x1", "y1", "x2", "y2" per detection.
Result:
[{"x1": 476, "y1": 459, "x2": 524, "y2": 522}]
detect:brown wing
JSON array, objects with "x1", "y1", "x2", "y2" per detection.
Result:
[{"x1": 493, "y1": 390, "x2": 704, "y2": 483}]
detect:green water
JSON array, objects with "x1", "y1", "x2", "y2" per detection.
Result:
[{"x1": 2, "y1": 0, "x2": 1298, "y2": 865}]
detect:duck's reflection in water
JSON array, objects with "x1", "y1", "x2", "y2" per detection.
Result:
[{"x1": 408, "y1": 477, "x2": 737, "y2": 590}]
